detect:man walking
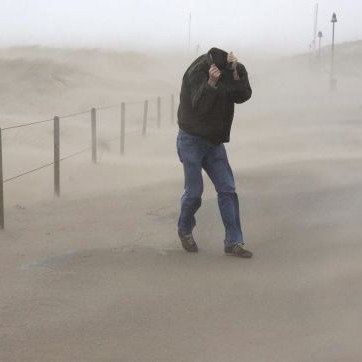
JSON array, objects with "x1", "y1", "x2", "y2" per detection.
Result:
[{"x1": 177, "y1": 47, "x2": 252, "y2": 258}]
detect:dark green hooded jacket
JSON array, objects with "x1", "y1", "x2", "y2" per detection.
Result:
[{"x1": 177, "y1": 48, "x2": 252, "y2": 144}]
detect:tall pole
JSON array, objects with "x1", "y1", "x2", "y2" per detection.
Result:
[
  {"x1": 312, "y1": 3, "x2": 319, "y2": 54},
  {"x1": 120, "y1": 102, "x2": 125, "y2": 155},
  {"x1": 91, "y1": 108, "x2": 97, "y2": 163},
  {"x1": 53, "y1": 116, "x2": 60, "y2": 197},
  {"x1": 188, "y1": 12, "x2": 191, "y2": 51},
  {"x1": 330, "y1": 13, "x2": 337, "y2": 91},
  {"x1": 171, "y1": 94, "x2": 175, "y2": 125},
  {"x1": 0, "y1": 129, "x2": 4, "y2": 229},
  {"x1": 142, "y1": 100, "x2": 148, "y2": 136},
  {"x1": 318, "y1": 31, "x2": 323, "y2": 60},
  {"x1": 157, "y1": 96, "x2": 161, "y2": 129},
  {"x1": 331, "y1": 23, "x2": 335, "y2": 70}
]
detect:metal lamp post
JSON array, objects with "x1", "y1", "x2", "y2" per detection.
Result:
[
  {"x1": 318, "y1": 31, "x2": 323, "y2": 59},
  {"x1": 330, "y1": 13, "x2": 337, "y2": 90}
]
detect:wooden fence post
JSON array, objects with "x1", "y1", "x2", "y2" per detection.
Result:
[
  {"x1": 120, "y1": 103, "x2": 125, "y2": 155},
  {"x1": 54, "y1": 116, "x2": 60, "y2": 197},
  {"x1": 171, "y1": 94, "x2": 175, "y2": 125},
  {"x1": 157, "y1": 96, "x2": 161, "y2": 128},
  {"x1": 91, "y1": 108, "x2": 97, "y2": 163},
  {"x1": 142, "y1": 100, "x2": 148, "y2": 136},
  {"x1": 0, "y1": 129, "x2": 4, "y2": 229}
]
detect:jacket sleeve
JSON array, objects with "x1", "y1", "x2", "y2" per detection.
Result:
[
  {"x1": 188, "y1": 67, "x2": 219, "y2": 113},
  {"x1": 226, "y1": 63, "x2": 252, "y2": 104}
]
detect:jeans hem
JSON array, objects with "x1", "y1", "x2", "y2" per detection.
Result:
[{"x1": 224, "y1": 241, "x2": 245, "y2": 247}]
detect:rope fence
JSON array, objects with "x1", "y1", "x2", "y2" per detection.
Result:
[
  {"x1": 3, "y1": 162, "x2": 54, "y2": 184},
  {"x1": 2, "y1": 118, "x2": 53, "y2": 131},
  {"x1": 0, "y1": 94, "x2": 177, "y2": 229},
  {"x1": 3, "y1": 146, "x2": 93, "y2": 184}
]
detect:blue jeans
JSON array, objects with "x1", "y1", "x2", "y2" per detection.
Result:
[{"x1": 177, "y1": 129, "x2": 244, "y2": 247}]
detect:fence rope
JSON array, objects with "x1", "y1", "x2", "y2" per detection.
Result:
[
  {"x1": 60, "y1": 147, "x2": 92, "y2": 161},
  {"x1": 3, "y1": 146, "x2": 92, "y2": 184},
  {"x1": 3, "y1": 162, "x2": 54, "y2": 183},
  {"x1": 2, "y1": 118, "x2": 53, "y2": 131},
  {"x1": 1, "y1": 95, "x2": 168, "y2": 132},
  {"x1": 96, "y1": 105, "x2": 119, "y2": 111},
  {"x1": 1, "y1": 93, "x2": 177, "y2": 184},
  {"x1": 59, "y1": 110, "x2": 91, "y2": 120},
  {"x1": 126, "y1": 100, "x2": 148, "y2": 105}
]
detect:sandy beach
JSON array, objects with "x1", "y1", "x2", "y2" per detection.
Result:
[{"x1": 1, "y1": 43, "x2": 362, "y2": 361}]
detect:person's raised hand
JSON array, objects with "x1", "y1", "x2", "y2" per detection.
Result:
[
  {"x1": 227, "y1": 52, "x2": 238, "y2": 70},
  {"x1": 208, "y1": 64, "x2": 221, "y2": 87}
]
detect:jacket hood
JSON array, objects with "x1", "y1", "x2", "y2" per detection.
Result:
[{"x1": 208, "y1": 47, "x2": 228, "y2": 70}]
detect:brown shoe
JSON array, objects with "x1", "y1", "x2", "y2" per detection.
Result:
[
  {"x1": 178, "y1": 232, "x2": 198, "y2": 252},
  {"x1": 224, "y1": 244, "x2": 252, "y2": 258}
]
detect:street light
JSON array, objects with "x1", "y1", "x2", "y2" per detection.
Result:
[
  {"x1": 317, "y1": 31, "x2": 323, "y2": 59},
  {"x1": 330, "y1": 12, "x2": 337, "y2": 90}
]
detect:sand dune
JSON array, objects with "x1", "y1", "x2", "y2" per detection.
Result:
[
  {"x1": 1, "y1": 42, "x2": 362, "y2": 361},
  {"x1": 0, "y1": 46, "x2": 179, "y2": 124}
]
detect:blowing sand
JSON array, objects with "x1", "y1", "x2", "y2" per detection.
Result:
[{"x1": 1, "y1": 43, "x2": 362, "y2": 361}]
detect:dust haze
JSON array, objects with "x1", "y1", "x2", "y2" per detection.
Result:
[{"x1": 1, "y1": 8, "x2": 362, "y2": 361}]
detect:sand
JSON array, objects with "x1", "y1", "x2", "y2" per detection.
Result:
[{"x1": 1, "y1": 43, "x2": 362, "y2": 361}]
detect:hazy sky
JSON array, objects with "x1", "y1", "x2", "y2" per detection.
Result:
[{"x1": 1, "y1": 0, "x2": 362, "y2": 53}]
